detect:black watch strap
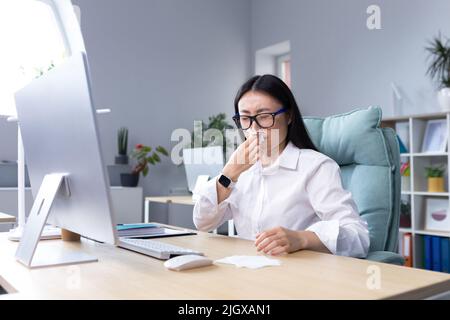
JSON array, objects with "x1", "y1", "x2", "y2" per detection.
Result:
[{"x1": 218, "y1": 174, "x2": 235, "y2": 189}]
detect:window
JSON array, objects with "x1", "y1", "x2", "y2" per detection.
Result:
[
  {"x1": 276, "y1": 53, "x2": 291, "y2": 88},
  {"x1": 0, "y1": 0, "x2": 68, "y2": 116},
  {"x1": 254, "y1": 41, "x2": 291, "y2": 88}
]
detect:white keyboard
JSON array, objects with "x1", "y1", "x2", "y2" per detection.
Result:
[{"x1": 118, "y1": 237, "x2": 204, "y2": 260}]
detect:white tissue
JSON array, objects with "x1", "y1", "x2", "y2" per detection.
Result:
[
  {"x1": 246, "y1": 130, "x2": 266, "y2": 144},
  {"x1": 214, "y1": 255, "x2": 281, "y2": 269},
  {"x1": 257, "y1": 131, "x2": 266, "y2": 143}
]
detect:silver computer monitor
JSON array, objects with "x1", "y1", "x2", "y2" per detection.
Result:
[{"x1": 14, "y1": 52, "x2": 117, "y2": 268}]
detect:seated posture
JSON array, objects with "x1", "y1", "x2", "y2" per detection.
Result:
[{"x1": 193, "y1": 74, "x2": 370, "y2": 258}]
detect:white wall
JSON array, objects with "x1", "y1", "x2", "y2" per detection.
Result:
[
  {"x1": 251, "y1": 0, "x2": 450, "y2": 117},
  {"x1": 75, "y1": 0, "x2": 252, "y2": 228}
]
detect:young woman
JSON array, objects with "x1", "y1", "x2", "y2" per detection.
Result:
[{"x1": 193, "y1": 75, "x2": 370, "y2": 258}]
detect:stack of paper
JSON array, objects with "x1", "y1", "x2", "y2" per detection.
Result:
[{"x1": 214, "y1": 255, "x2": 281, "y2": 269}]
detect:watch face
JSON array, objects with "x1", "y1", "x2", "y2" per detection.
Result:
[{"x1": 219, "y1": 175, "x2": 231, "y2": 188}]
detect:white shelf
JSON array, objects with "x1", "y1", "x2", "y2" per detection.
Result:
[
  {"x1": 398, "y1": 228, "x2": 450, "y2": 237},
  {"x1": 411, "y1": 152, "x2": 448, "y2": 157},
  {"x1": 413, "y1": 191, "x2": 449, "y2": 196},
  {"x1": 401, "y1": 191, "x2": 449, "y2": 196},
  {"x1": 383, "y1": 111, "x2": 450, "y2": 122},
  {"x1": 382, "y1": 112, "x2": 450, "y2": 271},
  {"x1": 415, "y1": 229, "x2": 450, "y2": 238}
]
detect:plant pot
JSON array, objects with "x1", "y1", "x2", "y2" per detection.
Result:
[
  {"x1": 120, "y1": 173, "x2": 139, "y2": 187},
  {"x1": 428, "y1": 177, "x2": 445, "y2": 193},
  {"x1": 437, "y1": 87, "x2": 450, "y2": 111},
  {"x1": 401, "y1": 175, "x2": 411, "y2": 191},
  {"x1": 115, "y1": 155, "x2": 129, "y2": 165}
]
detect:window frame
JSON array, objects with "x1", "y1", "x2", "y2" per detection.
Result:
[{"x1": 276, "y1": 53, "x2": 291, "y2": 88}]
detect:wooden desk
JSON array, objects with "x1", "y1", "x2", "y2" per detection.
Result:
[
  {"x1": 145, "y1": 195, "x2": 194, "y2": 211},
  {"x1": 145, "y1": 196, "x2": 235, "y2": 236},
  {"x1": 0, "y1": 229, "x2": 449, "y2": 299},
  {"x1": 0, "y1": 213, "x2": 15, "y2": 224}
]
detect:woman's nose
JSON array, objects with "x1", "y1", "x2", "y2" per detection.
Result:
[{"x1": 250, "y1": 119, "x2": 261, "y2": 131}]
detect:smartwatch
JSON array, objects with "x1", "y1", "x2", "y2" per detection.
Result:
[{"x1": 218, "y1": 174, "x2": 235, "y2": 189}]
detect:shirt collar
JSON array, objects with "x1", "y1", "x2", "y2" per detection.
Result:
[
  {"x1": 248, "y1": 141, "x2": 300, "y2": 173},
  {"x1": 278, "y1": 141, "x2": 300, "y2": 170}
]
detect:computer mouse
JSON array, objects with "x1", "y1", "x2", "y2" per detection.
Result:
[{"x1": 164, "y1": 254, "x2": 213, "y2": 271}]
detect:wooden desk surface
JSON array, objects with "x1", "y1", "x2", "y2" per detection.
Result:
[
  {"x1": 145, "y1": 195, "x2": 194, "y2": 206},
  {"x1": 0, "y1": 213, "x2": 15, "y2": 223},
  {"x1": 1, "y1": 229, "x2": 450, "y2": 299}
]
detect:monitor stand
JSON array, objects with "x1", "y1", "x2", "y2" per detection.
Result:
[{"x1": 15, "y1": 173, "x2": 98, "y2": 269}]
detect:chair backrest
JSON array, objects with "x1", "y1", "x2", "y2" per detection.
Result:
[{"x1": 303, "y1": 107, "x2": 400, "y2": 253}]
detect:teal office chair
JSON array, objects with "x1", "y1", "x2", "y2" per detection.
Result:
[{"x1": 303, "y1": 107, "x2": 405, "y2": 265}]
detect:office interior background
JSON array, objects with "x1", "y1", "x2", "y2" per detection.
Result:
[{"x1": 1, "y1": 0, "x2": 450, "y2": 270}]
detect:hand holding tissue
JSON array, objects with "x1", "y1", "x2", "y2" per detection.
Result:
[{"x1": 221, "y1": 132, "x2": 261, "y2": 182}]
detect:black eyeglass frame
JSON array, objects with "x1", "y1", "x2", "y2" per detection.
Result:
[{"x1": 232, "y1": 107, "x2": 288, "y2": 130}]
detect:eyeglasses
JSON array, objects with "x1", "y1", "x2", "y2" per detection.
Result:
[{"x1": 232, "y1": 107, "x2": 288, "y2": 130}]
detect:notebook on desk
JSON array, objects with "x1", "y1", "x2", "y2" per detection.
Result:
[{"x1": 116, "y1": 223, "x2": 196, "y2": 239}]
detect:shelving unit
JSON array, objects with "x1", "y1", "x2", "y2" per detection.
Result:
[{"x1": 382, "y1": 111, "x2": 450, "y2": 270}]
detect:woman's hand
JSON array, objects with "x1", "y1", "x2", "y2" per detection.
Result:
[
  {"x1": 255, "y1": 227, "x2": 306, "y2": 255},
  {"x1": 255, "y1": 227, "x2": 331, "y2": 255},
  {"x1": 222, "y1": 133, "x2": 259, "y2": 181}
]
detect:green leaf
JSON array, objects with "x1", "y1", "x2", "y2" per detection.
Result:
[
  {"x1": 143, "y1": 166, "x2": 149, "y2": 177},
  {"x1": 156, "y1": 146, "x2": 168, "y2": 156},
  {"x1": 426, "y1": 33, "x2": 450, "y2": 88},
  {"x1": 152, "y1": 152, "x2": 161, "y2": 162}
]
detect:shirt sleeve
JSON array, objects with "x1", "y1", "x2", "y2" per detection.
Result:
[
  {"x1": 305, "y1": 158, "x2": 370, "y2": 258},
  {"x1": 192, "y1": 175, "x2": 239, "y2": 232}
]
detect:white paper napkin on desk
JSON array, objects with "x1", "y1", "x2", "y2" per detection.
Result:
[{"x1": 214, "y1": 255, "x2": 281, "y2": 269}]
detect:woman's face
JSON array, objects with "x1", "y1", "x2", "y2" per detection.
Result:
[{"x1": 237, "y1": 90, "x2": 291, "y2": 152}]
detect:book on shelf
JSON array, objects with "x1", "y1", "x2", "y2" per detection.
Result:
[
  {"x1": 395, "y1": 122, "x2": 409, "y2": 153},
  {"x1": 432, "y1": 236, "x2": 441, "y2": 271},
  {"x1": 397, "y1": 135, "x2": 409, "y2": 154},
  {"x1": 116, "y1": 223, "x2": 196, "y2": 238},
  {"x1": 423, "y1": 235, "x2": 450, "y2": 273},
  {"x1": 401, "y1": 233, "x2": 412, "y2": 267},
  {"x1": 116, "y1": 223, "x2": 164, "y2": 237},
  {"x1": 424, "y1": 235, "x2": 432, "y2": 270},
  {"x1": 442, "y1": 238, "x2": 450, "y2": 273}
]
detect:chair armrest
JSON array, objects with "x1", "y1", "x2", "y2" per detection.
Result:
[{"x1": 365, "y1": 251, "x2": 405, "y2": 266}]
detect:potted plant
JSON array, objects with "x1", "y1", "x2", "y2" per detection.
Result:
[
  {"x1": 115, "y1": 127, "x2": 129, "y2": 165},
  {"x1": 425, "y1": 165, "x2": 446, "y2": 193},
  {"x1": 188, "y1": 113, "x2": 234, "y2": 158},
  {"x1": 400, "y1": 200, "x2": 411, "y2": 228},
  {"x1": 120, "y1": 144, "x2": 168, "y2": 187},
  {"x1": 400, "y1": 161, "x2": 411, "y2": 191},
  {"x1": 426, "y1": 33, "x2": 450, "y2": 111}
]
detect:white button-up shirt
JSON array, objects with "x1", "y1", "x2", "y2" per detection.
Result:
[{"x1": 193, "y1": 141, "x2": 370, "y2": 258}]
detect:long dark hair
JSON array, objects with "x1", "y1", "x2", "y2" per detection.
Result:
[{"x1": 234, "y1": 74, "x2": 317, "y2": 151}]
